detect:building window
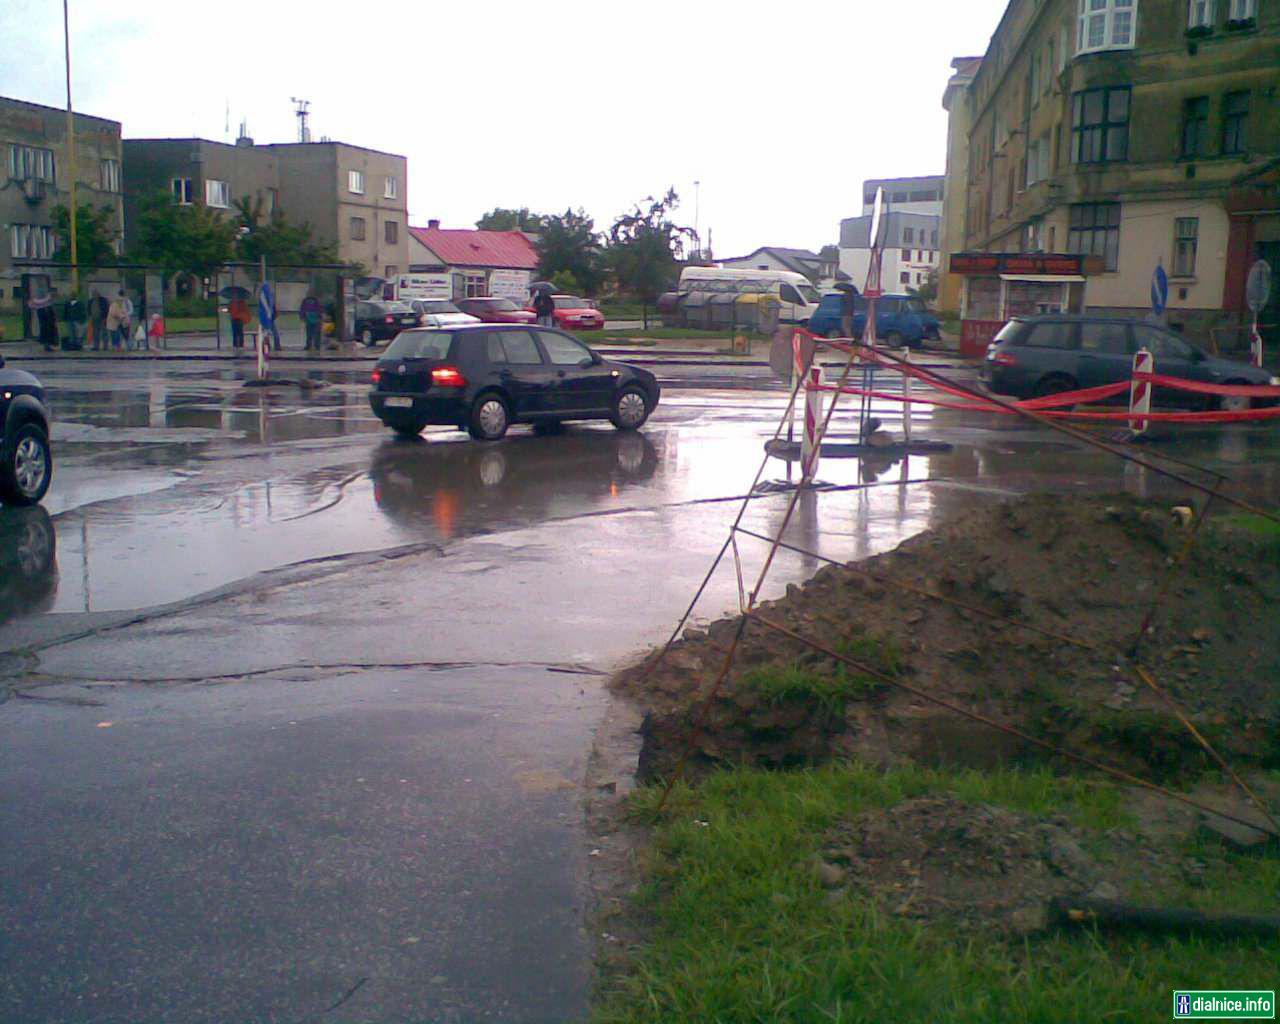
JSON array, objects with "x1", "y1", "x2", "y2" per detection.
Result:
[
  {"x1": 265, "y1": 188, "x2": 278, "y2": 214},
  {"x1": 1187, "y1": 0, "x2": 1216, "y2": 27},
  {"x1": 10, "y1": 224, "x2": 56, "y2": 259},
  {"x1": 917, "y1": 250, "x2": 925, "y2": 262},
  {"x1": 901, "y1": 248, "x2": 911, "y2": 261},
  {"x1": 931, "y1": 230, "x2": 939, "y2": 247},
  {"x1": 1173, "y1": 218, "x2": 1198, "y2": 276},
  {"x1": 1072, "y1": 87, "x2": 1130, "y2": 163},
  {"x1": 384, "y1": 220, "x2": 398, "y2": 244},
  {"x1": 384, "y1": 176, "x2": 398, "y2": 199},
  {"x1": 892, "y1": 191, "x2": 908, "y2": 203},
  {"x1": 1222, "y1": 91, "x2": 1249, "y2": 154},
  {"x1": 385, "y1": 265, "x2": 398, "y2": 278},
  {"x1": 1068, "y1": 202, "x2": 1121, "y2": 271},
  {"x1": 900, "y1": 271, "x2": 911, "y2": 284},
  {"x1": 1228, "y1": 0, "x2": 1258, "y2": 19},
  {"x1": 348, "y1": 170, "x2": 365, "y2": 194},
  {"x1": 172, "y1": 178, "x2": 193, "y2": 204},
  {"x1": 349, "y1": 216, "x2": 366, "y2": 241},
  {"x1": 464, "y1": 273, "x2": 487, "y2": 297},
  {"x1": 904, "y1": 227, "x2": 914, "y2": 244},
  {"x1": 205, "y1": 179, "x2": 230, "y2": 208},
  {"x1": 1180, "y1": 97, "x2": 1209, "y2": 157},
  {"x1": 1045, "y1": 39, "x2": 1056, "y2": 92},
  {"x1": 1077, "y1": 0, "x2": 1136, "y2": 53},
  {"x1": 99, "y1": 158, "x2": 120, "y2": 192},
  {"x1": 1026, "y1": 134, "x2": 1050, "y2": 185},
  {"x1": 9, "y1": 145, "x2": 55, "y2": 182}
]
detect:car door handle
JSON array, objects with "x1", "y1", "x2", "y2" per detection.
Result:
[{"x1": 556, "y1": 371, "x2": 567, "y2": 378}]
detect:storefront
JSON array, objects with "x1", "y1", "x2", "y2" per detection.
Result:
[{"x1": 950, "y1": 253, "x2": 1098, "y2": 357}]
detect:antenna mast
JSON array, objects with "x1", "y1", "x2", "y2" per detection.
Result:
[{"x1": 291, "y1": 98, "x2": 311, "y2": 143}]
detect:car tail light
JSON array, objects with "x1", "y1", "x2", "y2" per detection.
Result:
[
  {"x1": 370, "y1": 368, "x2": 382, "y2": 385},
  {"x1": 384, "y1": 315, "x2": 395, "y2": 324},
  {"x1": 992, "y1": 351, "x2": 1018, "y2": 367},
  {"x1": 431, "y1": 366, "x2": 467, "y2": 388}
]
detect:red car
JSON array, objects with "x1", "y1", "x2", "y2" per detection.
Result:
[
  {"x1": 455, "y1": 297, "x2": 536, "y2": 325},
  {"x1": 527, "y1": 295, "x2": 605, "y2": 331}
]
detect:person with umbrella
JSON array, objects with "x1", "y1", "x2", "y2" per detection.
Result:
[
  {"x1": 530, "y1": 281, "x2": 556, "y2": 327},
  {"x1": 229, "y1": 294, "x2": 251, "y2": 352}
]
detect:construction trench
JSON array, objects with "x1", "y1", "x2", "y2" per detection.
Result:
[{"x1": 605, "y1": 328, "x2": 1280, "y2": 938}]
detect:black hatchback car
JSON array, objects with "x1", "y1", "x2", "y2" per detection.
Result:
[
  {"x1": 982, "y1": 315, "x2": 1278, "y2": 410},
  {"x1": 368, "y1": 325, "x2": 660, "y2": 440},
  {"x1": 0, "y1": 356, "x2": 53, "y2": 505},
  {"x1": 354, "y1": 300, "x2": 420, "y2": 346}
]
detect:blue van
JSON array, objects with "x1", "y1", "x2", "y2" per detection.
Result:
[{"x1": 808, "y1": 293, "x2": 941, "y2": 347}]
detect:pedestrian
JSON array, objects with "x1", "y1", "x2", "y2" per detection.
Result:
[
  {"x1": 106, "y1": 292, "x2": 126, "y2": 350},
  {"x1": 31, "y1": 296, "x2": 58, "y2": 352},
  {"x1": 148, "y1": 313, "x2": 166, "y2": 350},
  {"x1": 300, "y1": 293, "x2": 322, "y2": 351},
  {"x1": 839, "y1": 285, "x2": 860, "y2": 340},
  {"x1": 533, "y1": 289, "x2": 555, "y2": 327},
  {"x1": 88, "y1": 289, "x2": 109, "y2": 350},
  {"x1": 229, "y1": 295, "x2": 250, "y2": 352},
  {"x1": 120, "y1": 291, "x2": 135, "y2": 350},
  {"x1": 63, "y1": 294, "x2": 87, "y2": 351}
]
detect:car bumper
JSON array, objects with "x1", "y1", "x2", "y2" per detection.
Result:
[{"x1": 369, "y1": 391, "x2": 468, "y2": 426}]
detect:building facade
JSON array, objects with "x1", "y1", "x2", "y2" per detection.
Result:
[
  {"x1": 860, "y1": 176, "x2": 946, "y2": 215},
  {"x1": 943, "y1": 0, "x2": 1280, "y2": 347},
  {"x1": 406, "y1": 222, "x2": 539, "y2": 301},
  {"x1": 839, "y1": 211, "x2": 943, "y2": 293},
  {"x1": 123, "y1": 137, "x2": 409, "y2": 276},
  {"x1": 1, "y1": 95, "x2": 124, "y2": 313},
  {"x1": 939, "y1": 59, "x2": 984, "y2": 311}
]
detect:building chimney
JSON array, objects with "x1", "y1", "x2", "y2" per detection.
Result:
[{"x1": 428, "y1": 218, "x2": 441, "y2": 229}]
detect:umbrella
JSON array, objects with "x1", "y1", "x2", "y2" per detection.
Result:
[
  {"x1": 529, "y1": 281, "x2": 555, "y2": 294},
  {"x1": 219, "y1": 285, "x2": 251, "y2": 300}
]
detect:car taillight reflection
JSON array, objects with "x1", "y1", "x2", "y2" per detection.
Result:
[
  {"x1": 992, "y1": 351, "x2": 1018, "y2": 367},
  {"x1": 431, "y1": 366, "x2": 467, "y2": 388},
  {"x1": 370, "y1": 368, "x2": 382, "y2": 384},
  {"x1": 384, "y1": 315, "x2": 395, "y2": 324}
]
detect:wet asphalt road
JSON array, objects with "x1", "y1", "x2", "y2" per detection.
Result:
[{"x1": 2, "y1": 354, "x2": 1279, "y2": 1022}]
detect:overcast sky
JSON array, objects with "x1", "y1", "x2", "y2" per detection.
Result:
[{"x1": 2, "y1": 0, "x2": 1006, "y2": 257}]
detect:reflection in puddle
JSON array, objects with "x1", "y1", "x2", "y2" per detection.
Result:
[{"x1": 0, "y1": 506, "x2": 58, "y2": 623}]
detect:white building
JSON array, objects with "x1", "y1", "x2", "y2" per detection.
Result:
[{"x1": 840, "y1": 176, "x2": 945, "y2": 294}]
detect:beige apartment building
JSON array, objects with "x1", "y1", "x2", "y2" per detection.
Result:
[
  {"x1": 123, "y1": 136, "x2": 409, "y2": 276},
  {"x1": 941, "y1": 0, "x2": 1280, "y2": 349},
  {"x1": 1, "y1": 95, "x2": 124, "y2": 316}
]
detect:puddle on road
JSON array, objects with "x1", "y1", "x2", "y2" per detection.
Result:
[{"x1": 4, "y1": 376, "x2": 1278, "y2": 622}]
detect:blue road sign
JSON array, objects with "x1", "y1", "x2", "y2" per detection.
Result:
[
  {"x1": 258, "y1": 281, "x2": 276, "y2": 332},
  {"x1": 1151, "y1": 265, "x2": 1168, "y2": 316}
]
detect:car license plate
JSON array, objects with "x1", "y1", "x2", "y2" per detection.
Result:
[{"x1": 384, "y1": 396, "x2": 413, "y2": 408}]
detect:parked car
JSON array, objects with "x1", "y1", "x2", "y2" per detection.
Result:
[
  {"x1": 808, "y1": 293, "x2": 941, "y2": 347},
  {"x1": 368, "y1": 325, "x2": 660, "y2": 440},
  {"x1": 0, "y1": 356, "x2": 53, "y2": 505},
  {"x1": 407, "y1": 299, "x2": 481, "y2": 329},
  {"x1": 455, "y1": 297, "x2": 537, "y2": 325},
  {"x1": 981, "y1": 315, "x2": 1279, "y2": 410},
  {"x1": 354, "y1": 300, "x2": 420, "y2": 346},
  {"x1": 525, "y1": 295, "x2": 605, "y2": 331}
]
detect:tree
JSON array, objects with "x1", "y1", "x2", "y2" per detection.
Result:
[
  {"x1": 908, "y1": 267, "x2": 939, "y2": 306},
  {"x1": 607, "y1": 188, "x2": 694, "y2": 315},
  {"x1": 536, "y1": 208, "x2": 605, "y2": 295},
  {"x1": 548, "y1": 269, "x2": 581, "y2": 295},
  {"x1": 129, "y1": 190, "x2": 237, "y2": 280},
  {"x1": 476, "y1": 207, "x2": 545, "y2": 233},
  {"x1": 51, "y1": 203, "x2": 120, "y2": 271},
  {"x1": 232, "y1": 195, "x2": 339, "y2": 266}
]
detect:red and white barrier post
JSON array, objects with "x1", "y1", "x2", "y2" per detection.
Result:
[
  {"x1": 802, "y1": 366, "x2": 822, "y2": 479},
  {"x1": 1129, "y1": 348, "x2": 1154, "y2": 434}
]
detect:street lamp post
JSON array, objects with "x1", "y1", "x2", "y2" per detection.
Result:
[
  {"x1": 693, "y1": 179, "x2": 701, "y2": 261},
  {"x1": 63, "y1": 0, "x2": 79, "y2": 294}
]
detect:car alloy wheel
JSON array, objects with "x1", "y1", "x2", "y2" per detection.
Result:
[
  {"x1": 1, "y1": 423, "x2": 52, "y2": 506},
  {"x1": 14, "y1": 436, "x2": 47, "y2": 498}
]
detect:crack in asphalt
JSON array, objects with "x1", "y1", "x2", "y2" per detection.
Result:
[{"x1": 13, "y1": 658, "x2": 605, "y2": 692}]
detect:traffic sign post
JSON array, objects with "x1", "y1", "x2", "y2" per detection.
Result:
[{"x1": 1246, "y1": 260, "x2": 1271, "y2": 369}]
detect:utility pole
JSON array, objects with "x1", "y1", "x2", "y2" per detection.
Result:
[
  {"x1": 63, "y1": 0, "x2": 79, "y2": 293},
  {"x1": 693, "y1": 179, "x2": 701, "y2": 261}
]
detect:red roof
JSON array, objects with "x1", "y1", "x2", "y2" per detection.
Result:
[{"x1": 408, "y1": 226, "x2": 539, "y2": 270}]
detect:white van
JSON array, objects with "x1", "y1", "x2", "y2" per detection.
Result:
[{"x1": 677, "y1": 267, "x2": 823, "y2": 325}]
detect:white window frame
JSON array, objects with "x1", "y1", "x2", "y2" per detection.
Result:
[
  {"x1": 10, "y1": 145, "x2": 55, "y2": 182},
  {"x1": 384, "y1": 175, "x2": 398, "y2": 199},
  {"x1": 100, "y1": 158, "x2": 120, "y2": 192},
  {"x1": 1077, "y1": 0, "x2": 1136, "y2": 54},
  {"x1": 348, "y1": 169, "x2": 365, "y2": 194},
  {"x1": 1188, "y1": 0, "x2": 1216, "y2": 25},
  {"x1": 349, "y1": 216, "x2": 367, "y2": 241},
  {"x1": 205, "y1": 179, "x2": 230, "y2": 208},
  {"x1": 1227, "y1": 0, "x2": 1255, "y2": 18},
  {"x1": 1173, "y1": 217, "x2": 1199, "y2": 277},
  {"x1": 172, "y1": 177, "x2": 193, "y2": 205},
  {"x1": 9, "y1": 224, "x2": 55, "y2": 259}
]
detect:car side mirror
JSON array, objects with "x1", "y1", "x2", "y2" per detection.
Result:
[{"x1": 580, "y1": 355, "x2": 596, "y2": 368}]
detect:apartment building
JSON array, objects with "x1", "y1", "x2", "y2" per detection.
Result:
[
  {"x1": 839, "y1": 177, "x2": 945, "y2": 292},
  {"x1": 942, "y1": 0, "x2": 1279, "y2": 347},
  {"x1": 123, "y1": 136, "x2": 409, "y2": 276},
  {"x1": 1, "y1": 95, "x2": 124, "y2": 311}
]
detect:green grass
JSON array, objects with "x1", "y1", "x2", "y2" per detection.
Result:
[
  {"x1": 741, "y1": 664, "x2": 878, "y2": 720},
  {"x1": 597, "y1": 763, "x2": 1280, "y2": 1024}
]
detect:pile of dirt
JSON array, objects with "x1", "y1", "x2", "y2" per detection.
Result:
[{"x1": 614, "y1": 494, "x2": 1280, "y2": 782}]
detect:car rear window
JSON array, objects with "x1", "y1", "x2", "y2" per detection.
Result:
[
  {"x1": 384, "y1": 330, "x2": 454, "y2": 360},
  {"x1": 1022, "y1": 322, "x2": 1079, "y2": 350}
]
